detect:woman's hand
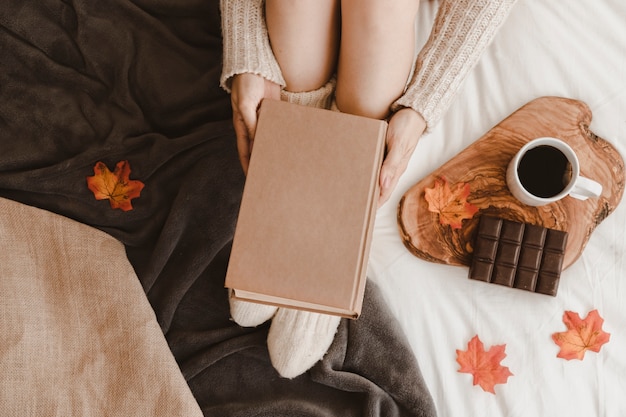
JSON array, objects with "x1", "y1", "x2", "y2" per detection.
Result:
[
  {"x1": 230, "y1": 73, "x2": 281, "y2": 174},
  {"x1": 378, "y1": 107, "x2": 427, "y2": 207}
]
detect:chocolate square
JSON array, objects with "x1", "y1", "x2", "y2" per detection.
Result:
[
  {"x1": 540, "y1": 250, "x2": 565, "y2": 275},
  {"x1": 469, "y1": 259, "x2": 494, "y2": 282},
  {"x1": 514, "y1": 267, "x2": 538, "y2": 291},
  {"x1": 493, "y1": 263, "x2": 517, "y2": 287},
  {"x1": 469, "y1": 215, "x2": 568, "y2": 296},
  {"x1": 474, "y1": 237, "x2": 498, "y2": 261},
  {"x1": 535, "y1": 272, "x2": 560, "y2": 296},
  {"x1": 479, "y1": 215, "x2": 503, "y2": 237},
  {"x1": 496, "y1": 241, "x2": 521, "y2": 264},
  {"x1": 500, "y1": 220, "x2": 524, "y2": 244},
  {"x1": 517, "y1": 246, "x2": 543, "y2": 271},
  {"x1": 545, "y1": 229, "x2": 568, "y2": 252},
  {"x1": 521, "y1": 224, "x2": 547, "y2": 248}
]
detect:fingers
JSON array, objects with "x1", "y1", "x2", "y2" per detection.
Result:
[
  {"x1": 230, "y1": 74, "x2": 282, "y2": 175},
  {"x1": 233, "y1": 111, "x2": 252, "y2": 175},
  {"x1": 378, "y1": 108, "x2": 426, "y2": 207},
  {"x1": 238, "y1": 98, "x2": 259, "y2": 141},
  {"x1": 378, "y1": 144, "x2": 410, "y2": 207},
  {"x1": 234, "y1": 98, "x2": 260, "y2": 175}
]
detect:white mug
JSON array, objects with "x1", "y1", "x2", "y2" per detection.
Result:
[{"x1": 506, "y1": 137, "x2": 602, "y2": 207}]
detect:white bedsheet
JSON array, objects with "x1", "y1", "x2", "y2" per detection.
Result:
[{"x1": 369, "y1": 1, "x2": 626, "y2": 416}]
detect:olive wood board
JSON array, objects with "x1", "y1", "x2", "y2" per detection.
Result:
[{"x1": 398, "y1": 96, "x2": 625, "y2": 270}]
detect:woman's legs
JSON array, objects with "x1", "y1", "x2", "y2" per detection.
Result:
[
  {"x1": 265, "y1": 0, "x2": 340, "y2": 93},
  {"x1": 266, "y1": 0, "x2": 419, "y2": 119},
  {"x1": 336, "y1": 0, "x2": 420, "y2": 119}
]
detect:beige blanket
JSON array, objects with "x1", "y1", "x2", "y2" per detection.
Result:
[{"x1": 0, "y1": 197, "x2": 202, "y2": 416}]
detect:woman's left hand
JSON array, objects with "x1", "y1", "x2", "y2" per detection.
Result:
[{"x1": 378, "y1": 107, "x2": 427, "y2": 207}]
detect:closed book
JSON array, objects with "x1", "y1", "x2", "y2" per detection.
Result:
[{"x1": 225, "y1": 99, "x2": 387, "y2": 318}]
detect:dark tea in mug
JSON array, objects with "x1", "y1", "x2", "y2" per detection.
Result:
[{"x1": 516, "y1": 145, "x2": 573, "y2": 198}]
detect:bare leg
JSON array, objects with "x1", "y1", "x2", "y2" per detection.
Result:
[
  {"x1": 336, "y1": 0, "x2": 420, "y2": 119},
  {"x1": 266, "y1": 0, "x2": 340, "y2": 93}
]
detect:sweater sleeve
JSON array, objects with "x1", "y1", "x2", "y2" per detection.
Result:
[
  {"x1": 392, "y1": 0, "x2": 518, "y2": 131},
  {"x1": 219, "y1": 0, "x2": 286, "y2": 93}
]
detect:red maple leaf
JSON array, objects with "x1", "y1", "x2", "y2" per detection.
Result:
[
  {"x1": 86, "y1": 160, "x2": 144, "y2": 211},
  {"x1": 424, "y1": 177, "x2": 478, "y2": 229},
  {"x1": 552, "y1": 310, "x2": 610, "y2": 360},
  {"x1": 456, "y1": 335, "x2": 513, "y2": 394}
]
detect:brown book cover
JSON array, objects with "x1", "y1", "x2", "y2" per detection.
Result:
[{"x1": 225, "y1": 99, "x2": 387, "y2": 318}]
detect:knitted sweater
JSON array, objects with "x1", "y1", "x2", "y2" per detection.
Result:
[{"x1": 220, "y1": 0, "x2": 518, "y2": 131}]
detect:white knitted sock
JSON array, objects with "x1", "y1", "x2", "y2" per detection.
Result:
[
  {"x1": 280, "y1": 77, "x2": 336, "y2": 110},
  {"x1": 228, "y1": 290, "x2": 277, "y2": 327},
  {"x1": 268, "y1": 308, "x2": 341, "y2": 378}
]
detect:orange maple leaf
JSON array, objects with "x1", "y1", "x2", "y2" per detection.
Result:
[
  {"x1": 424, "y1": 177, "x2": 478, "y2": 229},
  {"x1": 552, "y1": 310, "x2": 610, "y2": 360},
  {"x1": 86, "y1": 160, "x2": 144, "y2": 211},
  {"x1": 456, "y1": 335, "x2": 513, "y2": 394}
]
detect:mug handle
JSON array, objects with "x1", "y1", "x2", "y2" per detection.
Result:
[{"x1": 569, "y1": 176, "x2": 603, "y2": 200}]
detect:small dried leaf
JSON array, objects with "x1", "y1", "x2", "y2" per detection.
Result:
[
  {"x1": 456, "y1": 335, "x2": 513, "y2": 394},
  {"x1": 552, "y1": 310, "x2": 610, "y2": 360},
  {"x1": 424, "y1": 177, "x2": 478, "y2": 229},
  {"x1": 86, "y1": 160, "x2": 144, "y2": 211}
]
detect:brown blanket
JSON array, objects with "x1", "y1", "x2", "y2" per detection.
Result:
[{"x1": 0, "y1": 1, "x2": 436, "y2": 415}]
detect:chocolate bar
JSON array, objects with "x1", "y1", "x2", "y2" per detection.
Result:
[{"x1": 469, "y1": 216, "x2": 568, "y2": 296}]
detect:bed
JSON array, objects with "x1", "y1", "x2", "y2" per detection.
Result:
[
  {"x1": 0, "y1": 1, "x2": 432, "y2": 416},
  {"x1": 1, "y1": 0, "x2": 624, "y2": 416},
  {"x1": 370, "y1": 1, "x2": 626, "y2": 416}
]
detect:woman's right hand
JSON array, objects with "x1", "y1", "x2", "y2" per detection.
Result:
[{"x1": 230, "y1": 73, "x2": 281, "y2": 175}]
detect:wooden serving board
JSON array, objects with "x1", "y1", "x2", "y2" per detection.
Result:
[{"x1": 398, "y1": 97, "x2": 625, "y2": 270}]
